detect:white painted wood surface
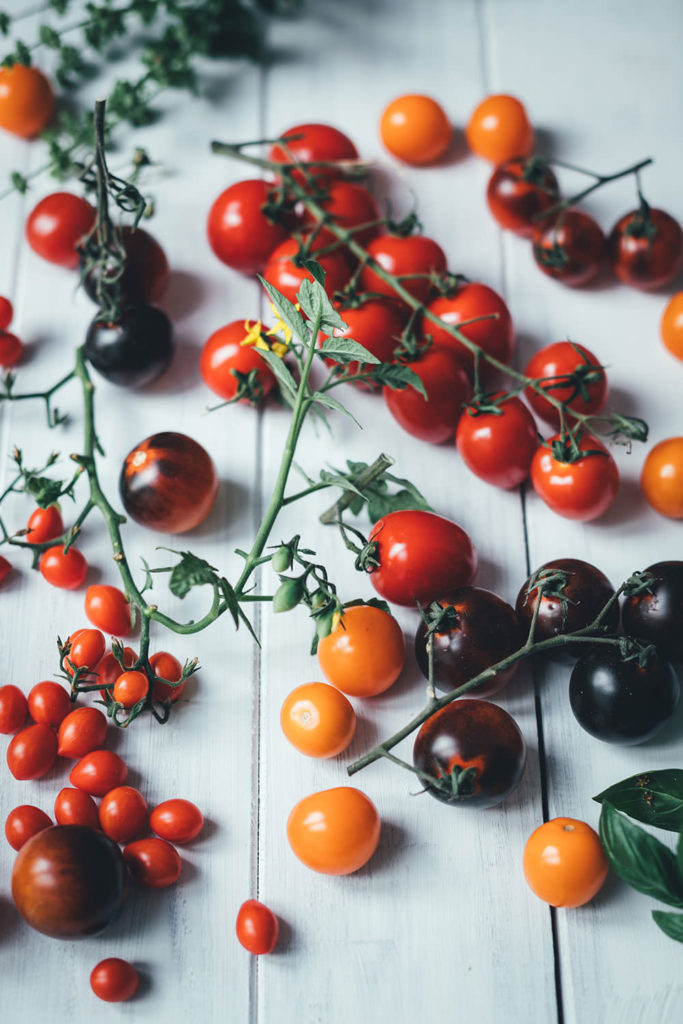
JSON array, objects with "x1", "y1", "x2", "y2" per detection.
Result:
[{"x1": 1, "y1": 1, "x2": 681, "y2": 1021}]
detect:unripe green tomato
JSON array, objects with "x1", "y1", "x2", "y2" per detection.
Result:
[{"x1": 273, "y1": 577, "x2": 304, "y2": 613}]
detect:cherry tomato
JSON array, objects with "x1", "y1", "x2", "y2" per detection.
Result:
[
  {"x1": 54, "y1": 787, "x2": 100, "y2": 829},
  {"x1": 523, "y1": 818, "x2": 608, "y2": 908},
  {"x1": 39, "y1": 544, "x2": 88, "y2": 589},
  {"x1": 84, "y1": 303, "x2": 174, "y2": 389},
  {"x1": 465, "y1": 94, "x2": 533, "y2": 164},
  {"x1": 120, "y1": 432, "x2": 218, "y2": 534},
  {"x1": 640, "y1": 437, "x2": 683, "y2": 519},
  {"x1": 318, "y1": 299, "x2": 405, "y2": 389},
  {"x1": 263, "y1": 236, "x2": 351, "y2": 305},
  {"x1": 360, "y1": 234, "x2": 447, "y2": 306},
  {"x1": 609, "y1": 207, "x2": 682, "y2": 290},
  {"x1": 456, "y1": 394, "x2": 538, "y2": 489},
  {"x1": 532, "y1": 209, "x2": 605, "y2": 287},
  {"x1": 661, "y1": 291, "x2": 683, "y2": 362},
  {"x1": 65, "y1": 628, "x2": 106, "y2": 677},
  {"x1": 287, "y1": 787, "x2": 381, "y2": 875},
  {"x1": 0, "y1": 684, "x2": 28, "y2": 733},
  {"x1": 82, "y1": 226, "x2": 170, "y2": 305},
  {"x1": 0, "y1": 553, "x2": 12, "y2": 584},
  {"x1": 27, "y1": 681, "x2": 71, "y2": 727},
  {"x1": 486, "y1": 158, "x2": 560, "y2": 237},
  {"x1": 524, "y1": 341, "x2": 608, "y2": 426},
  {"x1": 422, "y1": 283, "x2": 514, "y2": 376},
  {"x1": 281, "y1": 682, "x2": 356, "y2": 757},
  {"x1": 367, "y1": 509, "x2": 477, "y2": 607},
  {"x1": 25, "y1": 504, "x2": 64, "y2": 544},
  {"x1": 113, "y1": 670, "x2": 149, "y2": 708},
  {"x1": 0, "y1": 63, "x2": 54, "y2": 138},
  {"x1": 123, "y1": 837, "x2": 182, "y2": 887},
  {"x1": 98, "y1": 647, "x2": 138, "y2": 693},
  {"x1": 622, "y1": 561, "x2": 683, "y2": 662},
  {"x1": 531, "y1": 433, "x2": 619, "y2": 521},
  {"x1": 384, "y1": 346, "x2": 472, "y2": 443},
  {"x1": 0, "y1": 331, "x2": 23, "y2": 367},
  {"x1": 5, "y1": 805, "x2": 52, "y2": 851},
  {"x1": 83, "y1": 584, "x2": 132, "y2": 636},
  {"x1": 516, "y1": 558, "x2": 620, "y2": 643},
  {"x1": 7, "y1": 723, "x2": 58, "y2": 780},
  {"x1": 301, "y1": 181, "x2": 381, "y2": 247},
  {"x1": 200, "y1": 320, "x2": 277, "y2": 403},
  {"x1": 318, "y1": 604, "x2": 405, "y2": 697},
  {"x1": 207, "y1": 179, "x2": 289, "y2": 275},
  {"x1": 380, "y1": 93, "x2": 451, "y2": 165},
  {"x1": 147, "y1": 651, "x2": 185, "y2": 703},
  {"x1": 70, "y1": 750, "x2": 128, "y2": 796},
  {"x1": 99, "y1": 786, "x2": 148, "y2": 843},
  {"x1": 236, "y1": 899, "x2": 279, "y2": 954},
  {"x1": 269, "y1": 123, "x2": 358, "y2": 184},
  {"x1": 25, "y1": 192, "x2": 96, "y2": 268},
  {"x1": 413, "y1": 699, "x2": 526, "y2": 807},
  {"x1": 0, "y1": 295, "x2": 13, "y2": 329},
  {"x1": 150, "y1": 798, "x2": 204, "y2": 844},
  {"x1": 57, "y1": 706, "x2": 108, "y2": 758},
  {"x1": 90, "y1": 958, "x2": 140, "y2": 1003}
]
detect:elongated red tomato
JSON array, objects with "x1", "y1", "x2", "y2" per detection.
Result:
[
  {"x1": 236, "y1": 899, "x2": 279, "y2": 954},
  {"x1": 531, "y1": 434, "x2": 619, "y2": 521},
  {"x1": 57, "y1": 706, "x2": 107, "y2": 758},
  {"x1": 360, "y1": 234, "x2": 447, "y2": 305},
  {"x1": 84, "y1": 584, "x2": 132, "y2": 636},
  {"x1": 207, "y1": 179, "x2": 289, "y2": 275},
  {"x1": 456, "y1": 395, "x2": 539, "y2": 489},
  {"x1": 123, "y1": 837, "x2": 181, "y2": 887},
  {"x1": 70, "y1": 750, "x2": 127, "y2": 796},
  {"x1": 0, "y1": 684, "x2": 28, "y2": 734},
  {"x1": 54, "y1": 787, "x2": 100, "y2": 828},
  {"x1": 150, "y1": 651, "x2": 185, "y2": 702},
  {"x1": 26, "y1": 505, "x2": 63, "y2": 544},
  {"x1": 5, "y1": 805, "x2": 52, "y2": 851},
  {"x1": 422, "y1": 283, "x2": 514, "y2": 376},
  {"x1": 7, "y1": 724, "x2": 58, "y2": 780},
  {"x1": 150, "y1": 798, "x2": 204, "y2": 843},
  {"x1": 27, "y1": 681, "x2": 71, "y2": 727},
  {"x1": 383, "y1": 346, "x2": 472, "y2": 443}
]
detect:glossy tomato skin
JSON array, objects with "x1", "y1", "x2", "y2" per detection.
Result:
[
  {"x1": 486, "y1": 158, "x2": 559, "y2": 237},
  {"x1": 26, "y1": 504, "x2": 63, "y2": 544},
  {"x1": 569, "y1": 648, "x2": 680, "y2": 744},
  {"x1": 7, "y1": 723, "x2": 58, "y2": 780},
  {"x1": 90, "y1": 958, "x2": 139, "y2": 1003},
  {"x1": 532, "y1": 209, "x2": 605, "y2": 287},
  {"x1": 621, "y1": 561, "x2": 683, "y2": 662},
  {"x1": 661, "y1": 292, "x2": 683, "y2": 362},
  {"x1": 123, "y1": 837, "x2": 181, "y2": 888},
  {"x1": 207, "y1": 179, "x2": 289, "y2": 274},
  {"x1": 368, "y1": 510, "x2": 477, "y2": 607},
  {"x1": 84, "y1": 584, "x2": 132, "y2": 636},
  {"x1": 120, "y1": 431, "x2": 218, "y2": 534},
  {"x1": 84, "y1": 303, "x2": 174, "y2": 388},
  {"x1": 456, "y1": 395, "x2": 538, "y2": 489},
  {"x1": 54, "y1": 787, "x2": 100, "y2": 829},
  {"x1": 422, "y1": 284, "x2": 514, "y2": 376},
  {"x1": 70, "y1": 750, "x2": 128, "y2": 797},
  {"x1": 384, "y1": 346, "x2": 472, "y2": 443},
  {"x1": 0, "y1": 295, "x2": 12, "y2": 330},
  {"x1": 523, "y1": 818, "x2": 608, "y2": 908},
  {"x1": 531, "y1": 434, "x2": 619, "y2": 521},
  {"x1": 641, "y1": 437, "x2": 683, "y2": 519},
  {"x1": 281, "y1": 682, "x2": 356, "y2": 757},
  {"x1": 317, "y1": 604, "x2": 405, "y2": 697},
  {"x1": 609, "y1": 207, "x2": 682, "y2": 290},
  {"x1": 39, "y1": 544, "x2": 87, "y2": 589},
  {"x1": 301, "y1": 181, "x2": 381, "y2": 247},
  {"x1": 27, "y1": 681, "x2": 71, "y2": 727},
  {"x1": 0, "y1": 330, "x2": 23, "y2": 367},
  {"x1": 150, "y1": 799, "x2": 203, "y2": 844},
  {"x1": 413, "y1": 699, "x2": 526, "y2": 807},
  {"x1": 113, "y1": 670, "x2": 149, "y2": 708},
  {"x1": 12, "y1": 825, "x2": 126, "y2": 938},
  {"x1": 99, "y1": 786, "x2": 148, "y2": 843},
  {"x1": 200, "y1": 320, "x2": 276, "y2": 402},
  {"x1": 516, "y1": 558, "x2": 619, "y2": 643},
  {"x1": 465, "y1": 94, "x2": 533, "y2": 164},
  {"x1": 318, "y1": 299, "x2": 405, "y2": 389},
  {"x1": 26, "y1": 192, "x2": 95, "y2": 268},
  {"x1": 524, "y1": 341, "x2": 607, "y2": 426},
  {"x1": 0, "y1": 553, "x2": 12, "y2": 584},
  {"x1": 361, "y1": 234, "x2": 447, "y2": 306},
  {"x1": 380, "y1": 93, "x2": 451, "y2": 165},
  {"x1": 414, "y1": 588, "x2": 522, "y2": 698},
  {"x1": 0, "y1": 64, "x2": 54, "y2": 138},
  {"x1": 5, "y1": 805, "x2": 52, "y2": 851},
  {"x1": 82, "y1": 226, "x2": 169, "y2": 305},
  {"x1": 0, "y1": 684, "x2": 28, "y2": 734},
  {"x1": 287, "y1": 787, "x2": 381, "y2": 875},
  {"x1": 263, "y1": 237, "x2": 351, "y2": 304},
  {"x1": 149, "y1": 651, "x2": 185, "y2": 703},
  {"x1": 57, "y1": 706, "x2": 108, "y2": 758},
  {"x1": 65, "y1": 628, "x2": 106, "y2": 677},
  {"x1": 236, "y1": 899, "x2": 279, "y2": 954},
  {"x1": 269, "y1": 123, "x2": 358, "y2": 183},
  {"x1": 98, "y1": 647, "x2": 138, "y2": 693}
]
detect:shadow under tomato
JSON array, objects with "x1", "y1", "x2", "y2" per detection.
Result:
[
  {"x1": 268, "y1": 914, "x2": 295, "y2": 956},
  {"x1": 143, "y1": 337, "x2": 201, "y2": 396},
  {"x1": 347, "y1": 819, "x2": 409, "y2": 880},
  {"x1": 344, "y1": 711, "x2": 380, "y2": 761},
  {"x1": 160, "y1": 270, "x2": 206, "y2": 322},
  {"x1": 591, "y1": 477, "x2": 648, "y2": 529},
  {"x1": 183, "y1": 478, "x2": 251, "y2": 541},
  {"x1": 0, "y1": 895, "x2": 22, "y2": 945}
]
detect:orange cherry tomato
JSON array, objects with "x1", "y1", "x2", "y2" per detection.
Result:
[
  {"x1": 641, "y1": 437, "x2": 683, "y2": 519},
  {"x1": 281, "y1": 682, "x2": 356, "y2": 758},
  {"x1": 0, "y1": 63, "x2": 54, "y2": 138},
  {"x1": 380, "y1": 94, "x2": 451, "y2": 165},
  {"x1": 661, "y1": 292, "x2": 683, "y2": 362},
  {"x1": 84, "y1": 584, "x2": 132, "y2": 636},
  {"x1": 287, "y1": 787, "x2": 381, "y2": 875},
  {"x1": 465, "y1": 94, "x2": 533, "y2": 164},
  {"x1": 113, "y1": 670, "x2": 149, "y2": 708},
  {"x1": 149, "y1": 650, "x2": 185, "y2": 702},
  {"x1": 523, "y1": 817, "x2": 609, "y2": 908},
  {"x1": 317, "y1": 604, "x2": 405, "y2": 697}
]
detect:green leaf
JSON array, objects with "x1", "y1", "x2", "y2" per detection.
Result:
[
  {"x1": 256, "y1": 348, "x2": 298, "y2": 406},
  {"x1": 652, "y1": 910, "x2": 683, "y2": 943},
  {"x1": 218, "y1": 577, "x2": 240, "y2": 629},
  {"x1": 677, "y1": 829, "x2": 683, "y2": 881},
  {"x1": 367, "y1": 362, "x2": 428, "y2": 398},
  {"x1": 39, "y1": 25, "x2": 61, "y2": 48},
  {"x1": 318, "y1": 469, "x2": 364, "y2": 497},
  {"x1": 594, "y1": 770, "x2": 683, "y2": 832},
  {"x1": 319, "y1": 337, "x2": 380, "y2": 365},
  {"x1": 296, "y1": 278, "x2": 323, "y2": 324},
  {"x1": 366, "y1": 487, "x2": 429, "y2": 522},
  {"x1": 258, "y1": 276, "x2": 308, "y2": 344},
  {"x1": 168, "y1": 551, "x2": 219, "y2": 599},
  {"x1": 312, "y1": 390, "x2": 361, "y2": 428},
  {"x1": 24, "y1": 476, "x2": 64, "y2": 508},
  {"x1": 301, "y1": 257, "x2": 325, "y2": 286},
  {"x1": 599, "y1": 803, "x2": 683, "y2": 909},
  {"x1": 0, "y1": 12, "x2": 11, "y2": 35}
]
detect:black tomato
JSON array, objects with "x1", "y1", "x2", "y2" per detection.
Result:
[
  {"x1": 413, "y1": 699, "x2": 526, "y2": 808},
  {"x1": 84, "y1": 303, "x2": 174, "y2": 388},
  {"x1": 516, "y1": 558, "x2": 619, "y2": 647},
  {"x1": 569, "y1": 648, "x2": 680, "y2": 744},
  {"x1": 609, "y1": 207, "x2": 683, "y2": 291},
  {"x1": 82, "y1": 227, "x2": 170, "y2": 306},
  {"x1": 621, "y1": 561, "x2": 683, "y2": 662},
  {"x1": 486, "y1": 158, "x2": 560, "y2": 237},
  {"x1": 414, "y1": 587, "x2": 522, "y2": 698},
  {"x1": 120, "y1": 431, "x2": 218, "y2": 534},
  {"x1": 532, "y1": 208, "x2": 605, "y2": 287}
]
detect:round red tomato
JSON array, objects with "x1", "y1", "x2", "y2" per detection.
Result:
[
  {"x1": 207, "y1": 179, "x2": 289, "y2": 275},
  {"x1": 149, "y1": 651, "x2": 185, "y2": 702},
  {"x1": 609, "y1": 207, "x2": 682, "y2": 290},
  {"x1": 200, "y1": 320, "x2": 277, "y2": 403},
  {"x1": 97, "y1": 647, "x2": 138, "y2": 693},
  {"x1": 57, "y1": 706, "x2": 108, "y2": 758},
  {"x1": 70, "y1": 750, "x2": 128, "y2": 796},
  {"x1": 5, "y1": 805, "x2": 52, "y2": 851},
  {"x1": 456, "y1": 395, "x2": 539, "y2": 489},
  {"x1": 380, "y1": 93, "x2": 451, "y2": 165},
  {"x1": 383, "y1": 346, "x2": 472, "y2": 443},
  {"x1": 263, "y1": 236, "x2": 351, "y2": 304},
  {"x1": 0, "y1": 684, "x2": 28, "y2": 734},
  {"x1": 7, "y1": 723, "x2": 58, "y2": 780},
  {"x1": 39, "y1": 545, "x2": 87, "y2": 589},
  {"x1": 113, "y1": 670, "x2": 149, "y2": 708},
  {"x1": 84, "y1": 584, "x2": 132, "y2": 636},
  {"x1": 27, "y1": 681, "x2": 71, "y2": 727},
  {"x1": 150, "y1": 798, "x2": 204, "y2": 843},
  {"x1": 486, "y1": 158, "x2": 560, "y2": 237},
  {"x1": 367, "y1": 509, "x2": 477, "y2": 606},
  {"x1": 532, "y1": 209, "x2": 605, "y2": 287},
  {"x1": 269, "y1": 123, "x2": 358, "y2": 183},
  {"x1": 0, "y1": 63, "x2": 54, "y2": 138},
  {"x1": 236, "y1": 899, "x2": 279, "y2": 955},
  {"x1": 317, "y1": 604, "x2": 405, "y2": 697},
  {"x1": 302, "y1": 181, "x2": 380, "y2": 247},
  {"x1": 25, "y1": 504, "x2": 63, "y2": 544},
  {"x1": 90, "y1": 958, "x2": 139, "y2": 1003},
  {"x1": 54, "y1": 787, "x2": 100, "y2": 829},
  {"x1": 0, "y1": 295, "x2": 13, "y2": 330},
  {"x1": 422, "y1": 283, "x2": 514, "y2": 376},
  {"x1": 0, "y1": 331, "x2": 23, "y2": 367},
  {"x1": 524, "y1": 341, "x2": 608, "y2": 426},
  {"x1": 123, "y1": 836, "x2": 181, "y2": 887},
  {"x1": 65, "y1": 628, "x2": 106, "y2": 677},
  {"x1": 318, "y1": 299, "x2": 405, "y2": 389},
  {"x1": 531, "y1": 433, "x2": 619, "y2": 521},
  {"x1": 26, "y1": 192, "x2": 96, "y2": 269},
  {"x1": 465, "y1": 94, "x2": 533, "y2": 164},
  {"x1": 99, "y1": 786, "x2": 148, "y2": 843},
  {"x1": 360, "y1": 234, "x2": 447, "y2": 306},
  {"x1": 0, "y1": 554, "x2": 11, "y2": 584}
]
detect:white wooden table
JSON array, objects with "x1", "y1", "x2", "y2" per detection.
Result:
[{"x1": 1, "y1": 1, "x2": 682, "y2": 1021}]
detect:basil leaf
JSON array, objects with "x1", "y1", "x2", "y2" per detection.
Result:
[
  {"x1": 652, "y1": 910, "x2": 683, "y2": 943},
  {"x1": 594, "y1": 769, "x2": 683, "y2": 832},
  {"x1": 599, "y1": 803, "x2": 683, "y2": 909}
]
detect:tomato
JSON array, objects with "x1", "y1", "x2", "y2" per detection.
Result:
[
  {"x1": 456, "y1": 395, "x2": 538, "y2": 489},
  {"x1": 609, "y1": 207, "x2": 682, "y2": 290},
  {"x1": 531, "y1": 433, "x2": 619, "y2": 521},
  {"x1": 123, "y1": 837, "x2": 182, "y2": 887},
  {"x1": 120, "y1": 432, "x2": 218, "y2": 533},
  {"x1": 5, "y1": 805, "x2": 52, "y2": 851},
  {"x1": 287, "y1": 787, "x2": 380, "y2": 875},
  {"x1": 236, "y1": 899, "x2": 279, "y2": 954},
  {"x1": 200, "y1": 320, "x2": 277, "y2": 403},
  {"x1": 0, "y1": 331, "x2": 23, "y2": 367},
  {"x1": 384, "y1": 346, "x2": 472, "y2": 443},
  {"x1": 25, "y1": 504, "x2": 64, "y2": 544},
  {"x1": 7, "y1": 723, "x2": 58, "y2": 779},
  {"x1": 99, "y1": 786, "x2": 148, "y2": 843},
  {"x1": 380, "y1": 93, "x2": 451, "y2": 165},
  {"x1": 0, "y1": 63, "x2": 54, "y2": 138},
  {"x1": 54, "y1": 787, "x2": 100, "y2": 829},
  {"x1": 0, "y1": 684, "x2": 28, "y2": 733},
  {"x1": 465, "y1": 94, "x2": 533, "y2": 164},
  {"x1": 524, "y1": 341, "x2": 607, "y2": 426},
  {"x1": 413, "y1": 699, "x2": 526, "y2": 807},
  {"x1": 0, "y1": 553, "x2": 12, "y2": 584},
  {"x1": 70, "y1": 750, "x2": 128, "y2": 796},
  {"x1": 360, "y1": 234, "x2": 447, "y2": 306},
  {"x1": 317, "y1": 604, "x2": 405, "y2": 697},
  {"x1": 414, "y1": 588, "x2": 522, "y2": 698},
  {"x1": 422, "y1": 283, "x2": 514, "y2": 376},
  {"x1": 149, "y1": 651, "x2": 185, "y2": 702},
  {"x1": 12, "y1": 825, "x2": 126, "y2": 938},
  {"x1": 301, "y1": 181, "x2": 381, "y2": 247},
  {"x1": 150, "y1": 798, "x2": 204, "y2": 843},
  {"x1": 367, "y1": 510, "x2": 477, "y2": 607},
  {"x1": 569, "y1": 647, "x2": 679, "y2": 744},
  {"x1": 27, "y1": 681, "x2": 71, "y2": 727},
  {"x1": 0, "y1": 295, "x2": 13, "y2": 330},
  {"x1": 532, "y1": 209, "x2": 605, "y2": 287},
  {"x1": 263, "y1": 236, "x2": 351, "y2": 304},
  {"x1": 523, "y1": 818, "x2": 608, "y2": 908},
  {"x1": 622, "y1": 562, "x2": 683, "y2": 662},
  {"x1": 65, "y1": 628, "x2": 106, "y2": 677},
  {"x1": 84, "y1": 584, "x2": 132, "y2": 636},
  {"x1": 281, "y1": 682, "x2": 356, "y2": 757},
  {"x1": 516, "y1": 558, "x2": 619, "y2": 643},
  {"x1": 661, "y1": 291, "x2": 683, "y2": 362},
  {"x1": 98, "y1": 647, "x2": 138, "y2": 698},
  {"x1": 207, "y1": 179, "x2": 289, "y2": 275},
  {"x1": 90, "y1": 958, "x2": 140, "y2": 1003},
  {"x1": 25, "y1": 192, "x2": 96, "y2": 268},
  {"x1": 113, "y1": 670, "x2": 149, "y2": 708},
  {"x1": 486, "y1": 158, "x2": 560, "y2": 237},
  {"x1": 640, "y1": 436, "x2": 683, "y2": 519},
  {"x1": 82, "y1": 226, "x2": 170, "y2": 305},
  {"x1": 84, "y1": 303, "x2": 174, "y2": 388},
  {"x1": 318, "y1": 299, "x2": 405, "y2": 389},
  {"x1": 39, "y1": 544, "x2": 88, "y2": 589},
  {"x1": 269, "y1": 123, "x2": 358, "y2": 183}
]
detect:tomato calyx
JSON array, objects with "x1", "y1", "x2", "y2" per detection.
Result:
[
  {"x1": 543, "y1": 428, "x2": 608, "y2": 465},
  {"x1": 519, "y1": 156, "x2": 557, "y2": 187},
  {"x1": 622, "y1": 196, "x2": 658, "y2": 243}
]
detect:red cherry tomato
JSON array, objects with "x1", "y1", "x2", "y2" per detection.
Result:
[
  {"x1": 486, "y1": 158, "x2": 560, "y2": 237},
  {"x1": 380, "y1": 93, "x2": 451, "y2": 165},
  {"x1": 0, "y1": 63, "x2": 54, "y2": 138},
  {"x1": 269, "y1": 122, "x2": 358, "y2": 184},
  {"x1": 65, "y1": 628, "x2": 106, "y2": 677},
  {"x1": 0, "y1": 331, "x2": 23, "y2": 367},
  {"x1": 531, "y1": 433, "x2": 619, "y2": 521},
  {"x1": 207, "y1": 179, "x2": 289, "y2": 275},
  {"x1": 422, "y1": 283, "x2": 514, "y2": 376},
  {"x1": 149, "y1": 651, "x2": 185, "y2": 703},
  {"x1": 263, "y1": 237, "x2": 351, "y2": 305},
  {"x1": 25, "y1": 504, "x2": 63, "y2": 544},
  {"x1": 236, "y1": 899, "x2": 279, "y2": 954},
  {"x1": 39, "y1": 545, "x2": 87, "y2": 589},
  {"x1": 99, "y1": 786, "x2": 148, "y2": 843},
  {"x1": 0, "y1": 684, "x2": 28, "y2": 733},
  {"x1": 7, "y1": 723, "x2": 58, "y2": 780},
  {"x1": 465, "y1": 94, "x2": 533, "y2": 164},
  {"x1": 0, "y1": 295, "x2": 13, "y2": 330},
  {"x1": 97, "y1": 647, "x2": 138, "y2": 695},
  {"x1": 318, "y1": 299, "x2": 405, "y2": 389},
  {"x1": 57, "y1": 706, "x2": 108, "y2": 758},
  {"x1": 25, "y1": 192, "x2": 96, "y2": 268},
  {"x1": 532, "y1": 209, "x2": 605, "y2": 287},
  {"x1": 609, "y1": 207, "x2": 683, "y2": 290},
  {"x1": 123, "y1": 837, "x2": 181, "y2": 888},
  {"x1": 367, "y1": 510, "x2": 478, "y2": 606},
  {"x1": 84, "y1": 584, "x2": 132, "y2": 636},
  {"x1": 27, "y1": 681, "x2": 71, "y2": 727},
  {"x1": 301, "y1": 181, "x2": 380, "y2": 246},
  {"x1": 524, "y1": 341, "x2": 608, "y2": 426},
  {"x1": 150, "y1": 798, "x2": 204, "y2": 843},
  {"x1": 456, "y1": 394, "x2": 539, "y2": 489},
  {"x1": 200, "y1": 320, "x2": 277, "y2": 403},
  {"x1": 70, "y1": 750, "x2": 128, "y2": 796},
  {"x1": 383, "y1": 346, "x2": 472, "y2": 443},
  {"x1": 54, "y1": 787, "x2": 100, "y2": 829},
  {"x1": 90, "y1": 958, "x2": 140, "y2": 1003},
  {"x1": 5, "y1": 805, "x2": 52, "y2": 851},
  {"x1": 113, "y1": 670, "x2": 149, "y2": 708},
  {"x1": 0, "y1": 553, "x2": 12, "y2": 584},
  {"x1": 360, "y1": 234, "x2": 447, "y2": 306}
]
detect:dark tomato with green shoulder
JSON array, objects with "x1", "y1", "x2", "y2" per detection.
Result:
[
  {"x1": 532, "y1": 208, "x2": 605, "y2": 287},
  {"x1": 621, "y1": 561, "x2": 683, "y2": 662},
  {"x1": 516, "y1": 558, "x2": 620, "y2": 645},
  {"x1": 486, "y1": 158, "x2": 560, "y2": 237}
]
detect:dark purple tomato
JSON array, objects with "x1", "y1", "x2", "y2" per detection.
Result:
[
  {"x1": 609, "y1": 207, "x2": 683, "y2": 291},
  {"x1": 82, "y1": 226, "x2": 170, "y2": 305},
  {"x1": 569, "y1": 648, "x2": 680, "y2": 744},
  {"x1": 532, "y1": 209, "x2": 605, "y2": 287},
  {"x1": 516, "y1": 558, "x2": 619, "y2": 646},
  {"x1": 621, "y1": 561, "x2": 683, "y2": 662},
  {"x1": 413, "y1": 699, "x2": 526, "y2": 807},
  {"x1": 486, "y1": 158, "x2": 560, "y2": 237},
  {"x1": 414, "y1": 588, "x2": 522, "y2": 697},
  {"x1": 84, "y1": 303, "x2": 174, "y2": 388}
]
